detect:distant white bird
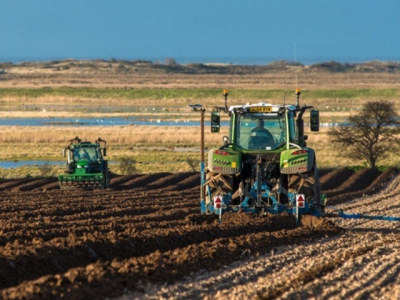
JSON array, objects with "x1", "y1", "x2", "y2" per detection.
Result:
[{"x1": 42, "y1": 108, "x2": 46, "y2": 112}]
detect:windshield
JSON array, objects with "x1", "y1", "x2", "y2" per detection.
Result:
[
  {"x1": 74, "y1": 147, "x2": 100, "y2": 162},
  {"x1": 236, "y1": 113, "x2": 286, "y2": 150}
]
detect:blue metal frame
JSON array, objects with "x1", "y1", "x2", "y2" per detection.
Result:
[
  {"x1": 201, "y1": 180, "x2": 400, "y2": 223},
  {"x1": 331, "y1": 207, "x2": 400, "y2": 222},
  {"x1": 201, "y1": 180, "x2": 323, "y2": 217}
]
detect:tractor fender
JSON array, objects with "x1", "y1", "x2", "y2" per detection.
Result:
[
  {"x1": 207, "y1": 147, "x2": 242, "y2": 175},
  {"x1": 280, "y1": 147, "x2": 316, "y2": 174}
]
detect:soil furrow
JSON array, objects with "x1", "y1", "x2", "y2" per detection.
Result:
[
  {"x1": 1, "y1": 222, "x2": 341, "y2": 299},
  {"x1": 0, "y1": 168, "x2": 397, "y2": 300}
]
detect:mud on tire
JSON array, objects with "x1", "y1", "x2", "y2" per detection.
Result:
[
  {"x1": 288, "y1": 167, "x2": 323, "y2": 213},
  {"x1": 204, "y1": 171, "x2": 234, "y2": 205}
]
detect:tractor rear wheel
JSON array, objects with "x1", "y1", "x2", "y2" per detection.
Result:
[
  {"x1": 288, "y1": 167, "x2": 323, "y2": 213},
  {"x1": 103, "y1": 170, "x2": 111, "y2": 188},
  {"x1": 204, "y1": 171, "x2": 234, "y2": 206}
]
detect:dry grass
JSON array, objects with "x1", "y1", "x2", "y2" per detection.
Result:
[
  {"x1": 2, "y1": 125, "x2": 399, "y2": 169},
  {"x1": 305, "y1": 128, "x2": 354, "y2": 167},
  {"x1": 0, "y1": 126, "x2": 226, "y2": 146},
  {"x1": 0, "y1": 126, "x2": 228, "y2": 177},
  {"x1": 2, "y1": 125, "x2": 399, "y2": 178},
  {"x1": 3, "y1": 66, "x2": 400, "y2": 89}
]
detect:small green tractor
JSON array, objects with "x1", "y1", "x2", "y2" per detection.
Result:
[
  {"x1": 58, "y1": 137, "x2": 111, "y2": 190},
  {"x1": 202, "y1": 89, "x2": 323, "y2": 217}
]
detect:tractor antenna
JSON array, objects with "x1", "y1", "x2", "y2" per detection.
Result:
[
  {"x1": 223, "y1": 89, "x2": 229, "y2": 112},
  {"x1": 294, "y1": 43, "x2": 301, "y2": 107},
  {"x1": 294, "y1": 42, "x2": 298, "y2": 91}
]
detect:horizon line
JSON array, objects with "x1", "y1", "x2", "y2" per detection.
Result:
[{"x1": 2, "y1": 56, "x2": 400, "y2": 66}]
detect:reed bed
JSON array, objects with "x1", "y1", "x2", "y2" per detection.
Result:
[
  {"x1": 0, "y1": 125, "x2": 227, "y2": 146},
  {"x1": 0, "y1": 126, "x2": 228, "y2": 177},
  {"x1": 1, "y1": 88, "x2": 400, "y2": 114},
  {"x1": 2, "y1": 125, "x2": 399, "y2": 169}
]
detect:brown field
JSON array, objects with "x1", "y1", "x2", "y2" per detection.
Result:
[{"x1": 0, "y1": 168, "x2": 399, "y2": 299}]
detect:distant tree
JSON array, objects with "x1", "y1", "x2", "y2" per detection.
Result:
[
  {"x1": 328, "y1": 100, "x2": 400, "y2": 168},
  {"x1": 310, "y1": 61, "x2": 352, "y2": 72},
  {"x1": 38, "y1": 163, "x2": 53, "y2": 177}
]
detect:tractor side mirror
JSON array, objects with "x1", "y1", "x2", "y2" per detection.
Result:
[
  {"x1": 211, "y1": 111, "x2": 220, "y2": 133},
  {"x1": 103, "y1": 148, "x2": 107, "y2": 157},
  {"x1": 64, "y1": 148, "x2": 73, "y2": 164},
  {"x1": 310, "y1": 110, "x2": 319, "y2": 132}
]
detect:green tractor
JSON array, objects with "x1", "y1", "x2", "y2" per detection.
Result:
[
  {"x1": 58, "y1": 137, "x2": 111, "y2": 190},
  {"x1": 202, "y1": 89, "x2": 323, "y2": 217}
]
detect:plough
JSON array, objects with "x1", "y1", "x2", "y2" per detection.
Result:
[{"x1": 203, "y1": 175, "x2": 400, "y2": 224}]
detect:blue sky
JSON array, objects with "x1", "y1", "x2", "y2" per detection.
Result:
[{"x1": 0, "y1": 0, "x2": 399, "y2": 64}]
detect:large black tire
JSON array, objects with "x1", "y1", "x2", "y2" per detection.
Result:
[
  {"x1": 204, "y1": 171, "x2": 234, "y2": 206},
  {"x1": 103, "y1": 170, "x2": 111, "y2": 188},
  {"x1": 288, "y1": 167, "x2": 323, "y2": 213}
]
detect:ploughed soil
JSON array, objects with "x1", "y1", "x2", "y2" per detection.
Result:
[{"x1": 0, "y1": 167, "x2": 399, "y2": 299}]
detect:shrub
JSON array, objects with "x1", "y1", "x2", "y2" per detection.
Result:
[
  {"x1": 118, "y1": 157, "x2": 137, "y2": 175},
  {"x1": 38, "y1": 163, "x2": 53, "y2": 177},
  {"x1": 186, "y1": 158, "x2": 199, "y2": 172}
]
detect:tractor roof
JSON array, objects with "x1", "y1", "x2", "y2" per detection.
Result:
[
  {"x1": 229, "y1": 102, "x2": 297, "y2": 113},
  {"x1": 72, "y1": 143, "x2": 99, "y2": 148}
]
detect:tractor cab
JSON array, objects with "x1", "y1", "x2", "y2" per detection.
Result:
[
  {"x1": 73, "y1": 145, "x2": 102, "y2": 163},
  {"x1": 230, "y1": 104, "x2": 297, "y2": 151}
]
